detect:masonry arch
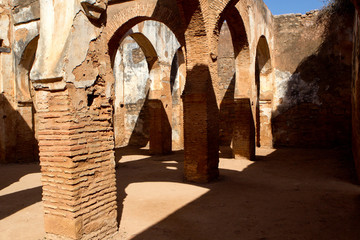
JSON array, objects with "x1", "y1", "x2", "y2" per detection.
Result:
[
  {"x1": 255, "y1": 35, "x2": 274, "y2": 148},
  {"x1": 14, "y1": 35, "x2": 39, "y2": 162},
  {"x1": 217, "y1": 20, "x2": 236, "y2": 156},
  {"x1": 17, "y1": 36, "x2": 39, "y2": 103},
  {"x1": 113, "y1": 32, "x2": 155, "y2": 150},
  {"x1": 216, "y1": 5, "x2": 255, "y2": 160},
  {"x1": 105, "y1": 3, "x2": 185, "y2": 60},
  {"x1": 170, "y1": 47, "x2": 186, "y2": 150},
  {"x1": 111, "y1": 19, "x2": 183, "y2": 155}
]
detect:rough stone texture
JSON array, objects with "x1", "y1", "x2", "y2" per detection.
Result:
[
  {"x1": 35, "y1": 83, "x2": 118, "y2": 240},
  {"x1": 273, "y1": 11, "x2": 353, "y2": 148},
  {"x1": 12, "y1": 0, "x2": 40, "y2": 25}
]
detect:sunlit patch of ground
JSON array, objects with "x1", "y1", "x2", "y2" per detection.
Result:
[{"x1": 0, "y1": 164, "x2": 44, "y2": 240}]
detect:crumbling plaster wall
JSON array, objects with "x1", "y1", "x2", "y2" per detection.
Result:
[
  {"x1": 113, "y1": 35, "x2": 150, "y2": 147},
  {"x1": 0, "y1": 0, "x2": 39, "y2": 163},
  {"x1": 28, "y1": 0, "x2": 273, "y2": 237},
  {"x1": 273, "y1": 11, "x2": 353, "y2": 148},
  {"x1": 113, "y1": 20, "x2": 182, "y2": 150}
]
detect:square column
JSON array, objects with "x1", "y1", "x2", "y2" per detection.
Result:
[
  {"x1": 182, "y1": 93, "x2": 219, "y2": 183},
  {"x1": 148, "y1": 99, "x2": 172, "y2": 155},
  {"x1": 35, "y1": 88, "x2": 118, "y2": 240},
  {"x1": 232, "y1": 98, "x2": 255, "y2": 161}
]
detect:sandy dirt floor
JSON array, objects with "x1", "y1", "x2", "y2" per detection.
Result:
[{"x1": 1, "y1": 147, "x2": 359, "y2": 240}]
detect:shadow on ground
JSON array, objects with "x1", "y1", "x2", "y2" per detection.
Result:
[
  {"x1": 0, "y1": 163, "x2": 41, "y2": 221},
  {"x1": 116, "y1": 147, "x2": 360, "y2": 240},
  {"x1": 0, "y1": 147, "x2": 359, "y2": 239}
]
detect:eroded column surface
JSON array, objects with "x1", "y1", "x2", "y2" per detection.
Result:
[
  {"x1": 35, "y1": 84, "x2": 118, "y2": 240},
  {"x1": 29, "y1": 1, "x2": 118, "y2": 239}
]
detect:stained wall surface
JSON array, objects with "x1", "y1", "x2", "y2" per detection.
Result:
[
  {"x1": 113, "y1": 20, "x2": 183, "y2": 150},
  {"x1": 0, "y1": 0, "x2": 39, "y2": 163},
  {"x1": 273, "y1": 11, "x2": 353, "y2": 148}
]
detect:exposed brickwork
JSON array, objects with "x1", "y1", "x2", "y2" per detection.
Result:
[
  {"x1": 180, "y1": 0, "x2": 221, "y2": 182},
  {"x1": 149, "y1": 99, "x2": 172, "y2": 154},
  {"x1": 35, "y1": 83, "x2": 118, "y2": 239},
  {"x1": 232, "y1": 98, "x2": 255, "y2": 160}
]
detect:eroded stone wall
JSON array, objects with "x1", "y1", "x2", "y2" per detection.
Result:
[{"x1": 273, "y1": 11, "x2": 353, "y2": 148}]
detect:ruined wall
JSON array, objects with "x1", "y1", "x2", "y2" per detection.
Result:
[
  {"x1": 273, "y1": 11, "x2": 353, "y2": 148},
  {"x1": 114, "y1": 35, "x2": 150, "y2": 147}
]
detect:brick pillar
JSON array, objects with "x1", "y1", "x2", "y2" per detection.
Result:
[
  {"x1": 232, "y1": 98, "x2": 255, "y2": 160},
  {"x1": 182, "y1": 91, "x2": 219, "y2": 183},
  {"x1": 149, "y1": 99, "x2": 172, "y2": 155},
  {"x1": 35, "y1": 87, "x2": 118, "y2": 240}
]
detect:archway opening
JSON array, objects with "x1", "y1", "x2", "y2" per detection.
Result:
[
  {"x1": 170, "y1": 47, "x2": 186, "y2": 150},
  {"x1": 217, "y1": 6, "x2": 254, "y2": 160},
  {"x1": 255, "y1": 36, "x2": 273, "y2": 148},
  {"x1": 14, "y1": 36, "x2": 39, "y2": 163},
  {"x1": 112, "y1": 20, "x2": 182, "y2": 155},
  {"x1": 217, "y1": 20, "x2": 236, "y2": 157}
]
